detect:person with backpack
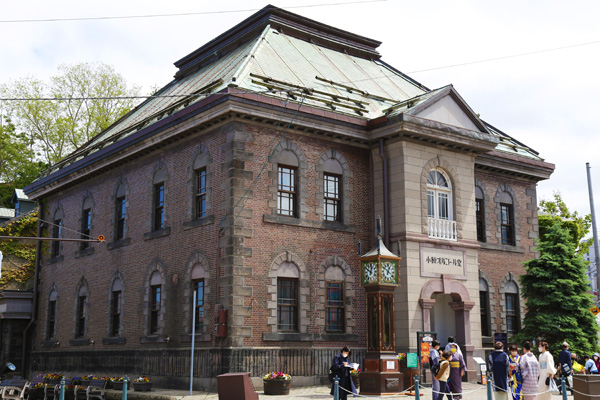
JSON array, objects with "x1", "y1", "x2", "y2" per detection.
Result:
[
  {"x1": 558, "y1": 342, "x2": 573, "y2": 395},
  {"x1": 429, "y1": 340, "x2": 441, "y2": 400},
  {"x1": 489, "y1": 341, "x2": 510, "y2": 400},
  {"x1": 329, "y1": 346, "x2": 357, "y2": 399},
  {"x1": 435, "y1": 351, "x2": 454, "y2": 400}
]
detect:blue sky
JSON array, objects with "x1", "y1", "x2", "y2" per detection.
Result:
[{"x1": 2, "y1": 0, "x2": 600, "y2": 218}]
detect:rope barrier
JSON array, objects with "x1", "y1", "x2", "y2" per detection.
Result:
[
  {"x1": 338, "y1": 384, "x2": 416, "y2": 397},
  {"x1": 419, "y1": 384, "x2": 487, "y2": 396}
]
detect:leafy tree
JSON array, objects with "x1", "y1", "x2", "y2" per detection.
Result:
[
  {"x1": 539, "y1": 192, "x2": 592, "y2": 256},
  {"x1": 0, "y1": 211, "x2": 37, "y2": 290},
  {"x1": 1, "y1": 62, "x2": 141, "y2": 164},
  {"x1": 515, "y1": 217, "x2": 599, "y2": 355}
]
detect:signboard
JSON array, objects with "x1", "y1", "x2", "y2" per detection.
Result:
[
  {"x1": 420, "y1": 246, "x2": 465, "y2": 277},
  {"x1": 494, "y1": 332, "x2": 507, "y2": 351},
  {"x1": 482, "y1": 371, "x2": 487, "y2": 385},
  {"x1": 407, "y1": 353, "x2": 418, "y2": 368},
  {"x1": 417, "y1": 331, "x2": 437, "y2": 384},
  {"x1": 590, "y1": 306, "x2": 600, "y2": 316}
]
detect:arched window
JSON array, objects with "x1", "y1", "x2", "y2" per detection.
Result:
[
  {"x1": 277, "y1": 262, "x2": 299, "y2": 332},
  {"x1": 475, "y1": 186, "x2": 485, "y2": 242},
  {"x1": 479, "y1": 278, "x2": 491, "y2": 337},
  {"x1": 113, "y1": 178, "x2": 128, "y2": 243},
  {"x1": 325, "y1": 266, "x2": 345, "y2": 332},
  {"x1": 75, "y1": 282, "x2": 88, "y2": 338},
  {"x1": 151, "y1": 164, "x2": 168, "y2": 232},
  {"x1": 47, "y1": 287, "x2": 58, "y2": 340},
  {"x1": 191, "y1": 264, "x2": 205, "y2": 331},
  {"x1": 505, "y1": 281, "x2": 520, "y2": 336},
  {"x1": 110, "y1": 277, "x2": 124, "y2": 337},
  {"x1": 427, "y1": 169, "x2": 452, "y2": 220},
  {"x1": 149, "y1": 271, "x2": 162, "y2": 334},
  {"x1": 51, "y1": 207, "x2": 64, "y2": 258}
]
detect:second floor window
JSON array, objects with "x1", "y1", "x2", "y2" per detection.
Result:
[
  {"x1": 81, "y1": 209, "x2": 91, "y2": 250},
  {"x1": 154, "y1": 183, "x2": 165, "y2": 230},
  {"x1": 111, "y1": 290, "x2": 122, "y2": 337},
  {"x1": 47, "y1": 300, "x2": 56, "y2": 340},
  {"x1": 324, "y1": 174, "x2": 341, "y2": 222},
  {"x1": 506, "y1": 293, "x2": 518, "y2": 336},
  {"x1": 192, "y1": 279, "x2": 205, "y2": 331},
  {"x1": 76, "y1": 296, "x2": 87, "y2": 338},
  {"x1": 326, "y1": 281, "x2": 344, "y2": 332},
  {"x1": 277, "y1": 278, "x2": 298, "y2": 331},
  {"x1": 500, "y1": 204, "x2": 514, "y2": 245},
  {"x1": 277, "y1": 166, "x2": 296, "y2": 217},
  {"x1": 195, "y1": 168, "x2": 207, "y2": 219},
  {"x1": 476, "y1": 198, "x2": 485, "y2": 242},
  {"x1": 116, "y1": 196, "x2": 126, "y2": 241},
  {"x1": 150, "y1": 285, "x2": 161, "y2": 334},
  {"x1": 427, "y1": 170, "x2": 452, "y2": 220},
  {"x1": 52, "y1": 219, "x2": 62, "y2": 256}
]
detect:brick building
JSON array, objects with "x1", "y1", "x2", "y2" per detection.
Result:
[{"x1": 23, "y1": 5, "x2": 553, "y2": 388}]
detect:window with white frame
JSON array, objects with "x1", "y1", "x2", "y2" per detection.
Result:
[{"x1": 427, "y1": 169, "x2": 452, "y2": 220}]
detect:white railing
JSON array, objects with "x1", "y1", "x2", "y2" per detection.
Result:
[{"x1": 428, "y1": 217, "x2": 457, "y2": 241}]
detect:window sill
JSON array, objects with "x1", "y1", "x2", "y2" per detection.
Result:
[
  {"x1": 179, "y1": 333, "x2": 211, "y2": 343},
  {"x1": 183, "y1": 215, "x2": 214, "y2": 230},
  {"x1": 47, "y1": 255, "x2": 64, "y2": 264},
  {"x1": 102, "y1": 336, "x2": 126, "y2": 345},
  {"x1": 75, "y1": 247, "x2": 94, "y2": 258},
  {"x1": 139, "y1": 335, "x2": 168, "y2": 344},
  {"x1": 144, "y1": 227, "x2": 171, "y2": 241},
  {"x1": 107, "y1": 238, "x2": 131, "y2": 250},
  {"x1": 69, "y1": 338, "x2": 91, "y2": 346},
  {"x1": 479, "y1": 242, "x2": 524, "y2": 253},
  {"x1": 41, "y1": 340, "x2": 60, "y2": 348},
  {"x1": 314, "y1": 333, "x2": 359, "y2": 342},
  {"x1": 263, "y1": 215, "x2": 355, "y2": 233},
  {"x1": 262, "y1": 332, "x2": 313, "y2": 342}
]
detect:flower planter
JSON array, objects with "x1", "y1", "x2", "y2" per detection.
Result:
[
  {"x1": 132, "y1": 382, "x2": 152, "y2": 392},
  {"x1": 351, "y1": 375, "x2": 360, "y2": 389},
  {"x1": 263, "y1": 379, "x2": 292, "y2": 395},
  {"x1": 28, "y1": 387, "x2": 44, "y2": 400},
  {"x1": 111, "y1": 381, "x2": 130, "y2": 390}
]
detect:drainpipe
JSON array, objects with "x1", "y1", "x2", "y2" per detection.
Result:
[
  {"x1": 22, "y1": 200, "x2": 43, "y2": 375},
  {"x1": 379, "y1": 139, "x2": 390, "y2": 246}
]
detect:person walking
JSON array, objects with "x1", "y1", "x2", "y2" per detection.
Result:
[
  {"x1": 430, "y1": 340, "x2": 441, "y2": 400},
  {"x1": 537, "y1": 341, "x2": 556, "y2": 400},
  {"x1": 557, "y1": 342, "x2": 573, "y2": 394},
  {"x1": 489, "y1": 341, "x2": 510, "y2": 400},
  {"x1": 445, "y1": 336, "x2": 463, "y2": 356},
  {"x1": 508, "y1": 344, "x2": 523, "y2": 400},
  {"x1": 593, "y1": 353, "x2": 600, "y2": 372},
  {"x1": 435, "y1": 350, "x2": 454, "y2": 400},
  {"x1": 448, "y1": 343, "x2": 466, "y2": 399},
  {"x1": 519, "y1": 341, "x2": 540, "y2": 400},
  {"x1": 329, "y1": 346, "x2": 356, "y2": 400},
  {"x1": 584, "y1": 355, "x2": 599, "y2": 374}
]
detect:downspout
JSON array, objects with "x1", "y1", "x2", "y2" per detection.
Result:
[
  {"x1": 379, "y1": 139, "x2": 390, "y2": 246},
  {"x1": 22, "y1": 200, "x2": 43, "y2": 375}
]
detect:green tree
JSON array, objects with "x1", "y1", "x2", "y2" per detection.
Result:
[
  {"x1": 0, "y1": 211, "x2": 38, "y2": 290},
  {"x1": 515, "y1": 217, "x2": 599, "y2": 355},
  {"x1": 1, "y1": 62, "x2": 141, "y2": 164}
]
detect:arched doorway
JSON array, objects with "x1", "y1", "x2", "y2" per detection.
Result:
[{"x1": 419, "y1": 275, "x2": 475, "y2": 378}]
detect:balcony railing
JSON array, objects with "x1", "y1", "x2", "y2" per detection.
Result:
[{"x1": 428, "y1": 217, "x2": 457, "y2": 241}]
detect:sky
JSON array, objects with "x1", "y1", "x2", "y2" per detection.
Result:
[{"x1": 1, "y1": 0, "x2": 600, "y2": 219}]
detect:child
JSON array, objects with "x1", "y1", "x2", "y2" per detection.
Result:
[{"x1": 436, "y1": 351, "x2": 453, "y2": 400}]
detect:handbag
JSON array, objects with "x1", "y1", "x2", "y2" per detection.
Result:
[
  {"x1": 545, "y1": 377, "x2": 550, "y2": 386},
  {"x1": 548, "y1": 378, "x2": 559, "y2": 393}
]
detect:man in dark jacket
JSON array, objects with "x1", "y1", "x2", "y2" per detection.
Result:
[
  {"x1": 558, "y1": 342, "x2": 573, "y2": 394},
  {"x1": 488, "y1": 341, "x2": 510, "y2": 400}
]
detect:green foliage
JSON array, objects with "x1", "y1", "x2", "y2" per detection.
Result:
[
  {"x1": 539, "y1": 193, "x2": 592, "y2": 256},
  {"x1": 0, "y1": 211, "x2": 38, "y2": 289},
  {"x1": 515, "y1": 217, "x2": 599, "y2": 355},
  {"x1": 1, "y1": 62, "x2": 141, "y2": 165}
]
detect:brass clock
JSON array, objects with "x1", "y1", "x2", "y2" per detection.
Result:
[
  {"x1": 362, "y1": 261, "x2": 378, "y2": 284},
  {"x1": 380, "y1": 260, "x2": 398, "y2": 284}
]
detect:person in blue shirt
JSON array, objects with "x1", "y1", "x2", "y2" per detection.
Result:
[
  {"x1": 584, "y1": 355, "x2": 599, "y2": 374},
  {"x1": 489, "y1": 341, "x2": 510, "y2": 400},
  {"x1": 558, "y1": 342, "x2": 573, "y2": 395},
  {"x1": 330, "y1": 346, "x2": 357, "y2": 399},
  {"x1": 429, "y1": 340, "x2": 441, "y2": 400}
]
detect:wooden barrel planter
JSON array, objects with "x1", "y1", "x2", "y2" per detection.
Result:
[
  {"x1": 263, "y1": 379, "x2": 292, "y2": 395},
  {"x1": 352, "y1": 375, "x2": 360, "y2": 389}
]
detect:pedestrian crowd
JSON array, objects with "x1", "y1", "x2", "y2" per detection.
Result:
[{"x1": 428, "y1": 338, "x2": 600, "y2": 400}]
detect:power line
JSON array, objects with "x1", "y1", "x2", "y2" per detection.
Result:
[{"x1": 0, "y1": 0, "x2": 387, "y2": 24}]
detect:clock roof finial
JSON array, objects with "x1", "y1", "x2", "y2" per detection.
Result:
[{"x1": 361, "y1": 215, "x2": 397, "y2": 258}]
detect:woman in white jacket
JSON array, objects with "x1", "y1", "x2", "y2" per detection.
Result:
[{"x1": 537, "y1": 341, "x2": 556, "y2": 400}]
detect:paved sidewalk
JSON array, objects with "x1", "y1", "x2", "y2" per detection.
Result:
[{"x1": 104, "y1": 381, "x2": 567, "y2": 399}]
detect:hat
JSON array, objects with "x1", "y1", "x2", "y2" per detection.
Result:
[{"x1": 562, "y1": 341, "x2": 569, "y2": 347}]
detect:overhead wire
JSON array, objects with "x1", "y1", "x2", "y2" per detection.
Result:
[{"x1": 0, "y1": 0, "x2": 387, "y2": 24}]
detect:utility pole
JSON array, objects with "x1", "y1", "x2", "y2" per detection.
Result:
[{"x1": 586, "y1": 162, "x2": 600, "y2": 304}]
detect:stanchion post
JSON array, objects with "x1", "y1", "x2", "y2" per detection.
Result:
[
  {"x1": 59, "y1": 377, "x2": 65, "y2": 400},
  {"x1": 561, "y1": 377, "x2": 567, "y2": 400},
  {"x1": 122, "y1": 376, "x2": 128, "y2": 400},
  {"x1": 486, "y1": 374, "x2": 493, "y2": 400},
  {"x1": 414, "y1": 375, "x2": 420, "y2": 397},
  {"x1": 334, "y1": 376, "x2": 339, "y2": 400}
]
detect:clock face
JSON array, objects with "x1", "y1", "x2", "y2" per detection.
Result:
[
  {"x1": 363, "y1": 261, "x2": 378, "y2": 284},
  {"x1": 380, "y1": 261, "x2": 397, "y2": 284}
]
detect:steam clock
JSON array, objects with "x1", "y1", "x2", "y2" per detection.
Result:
[{"x1": 359, "y1": 230, "x2": 403, "y2": 395}]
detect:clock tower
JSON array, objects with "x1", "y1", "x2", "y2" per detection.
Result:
[{"x1": 358, "y1": 221, "x2": 403, "y2": 395}]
